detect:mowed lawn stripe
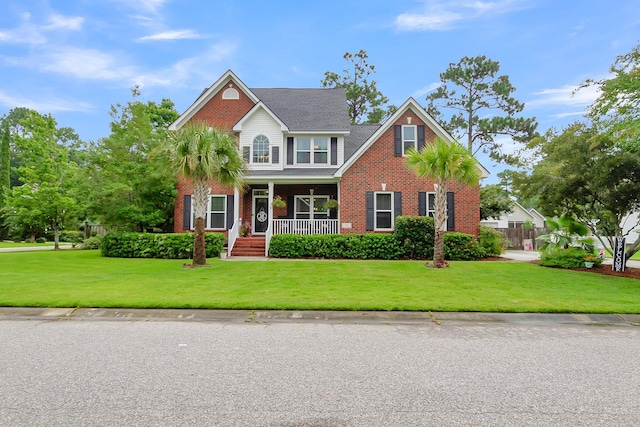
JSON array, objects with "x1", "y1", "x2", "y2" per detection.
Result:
[{"x1": 1, "y1": 250, "x2": 639, "y2": 313}]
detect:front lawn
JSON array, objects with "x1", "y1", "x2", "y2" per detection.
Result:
[{"x1": 1, "y1": 250, "x2": 639, "y2": 313}]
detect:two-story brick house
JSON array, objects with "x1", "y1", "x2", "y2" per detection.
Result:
[{"x1": 169, "y1": 70, "x2": 488, "y2": 256}]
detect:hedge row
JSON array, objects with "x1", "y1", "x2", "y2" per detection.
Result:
[
  {"x1": 269, "y1": 216, "x2": 498, "y2": 261},
  {"x1": 101, "y1": 232, "x2": 225, "y2": 259}
]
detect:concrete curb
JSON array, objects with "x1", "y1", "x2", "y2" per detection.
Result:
[{"x1": 1, "y1": 307, "x2": 639, "y2": 327}]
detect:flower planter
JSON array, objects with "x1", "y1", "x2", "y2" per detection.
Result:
[{"x1": 584, "y1": 262, "x2": 594, "y2": 269}]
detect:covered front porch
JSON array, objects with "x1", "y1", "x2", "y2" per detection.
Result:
[{"x1": 228, "y1": 182, "x2": 340, "y2": 256}]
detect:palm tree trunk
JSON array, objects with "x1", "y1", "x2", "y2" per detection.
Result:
[
  {"x1": 192, "y1": 179, "x2": 209, "y2": 266},
  {"x1": 432, "y1": 182, "x2": 447, "y2": 266},
  {"x1": 193, "y1": 216, "x2": 206, "y2": 265}
]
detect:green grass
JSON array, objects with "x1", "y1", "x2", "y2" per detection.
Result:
[
  {"x1": 0, "y1": 241, "x2": 58, "y2": 248},
  {"x1": 1, "y1": 250, "x2": 639, "y2": 313}
]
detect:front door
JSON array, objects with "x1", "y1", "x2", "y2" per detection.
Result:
[{"x1": 253, "y1": 191, "x2": 269, "y2": 234}]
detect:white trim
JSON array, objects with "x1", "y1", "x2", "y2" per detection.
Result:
[
  {"x1": 294, "y1": 195, "x2": 330, "y2": 220},
  {"x1": 374, "y1": 191, "x2": 394, "y2": 231},
  {"x1": 233, "y1": 101, "x2": 289, "y2": 132},
  {"x1": 222, "y1": 87, "x2": 239, "y2": 99},
  {"x1": 189, "y1": 194, "x2": 227, "y2": 231},
  {"x1": 294, "y1": 136, "x2": 330, "y2": 166},
  {"x1": 402, "y1": 124, "x2": 417, "y2": 156},
  {"x1": 169, "y1": 70, "x2": 258, "y2": 131}
]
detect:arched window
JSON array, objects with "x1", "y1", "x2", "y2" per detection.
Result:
[
  {"x1": 253, "y1": 134, "x2": 269, "y2": 163},
  {"x1": 222, "y1": 87, "x2": 239, "y2": 99}
]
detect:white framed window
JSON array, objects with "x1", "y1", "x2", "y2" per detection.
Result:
[
  {"x1": 508, "y1": 221, "x2": 524, "y2": 229},
  {"x1": 426, "y1": 192, "x2": 436, "y2": 218},
  {"x1": 296, "y1": 137, "x2": 329, "y2": 164},
  {"x1": 294, "y1": 195, "x2": 329, "y2": 220},
  {"x1": 252, "y1": 134, "x2": 269, "y2": 163},
  {"x1": 189, "y1": 195, "x2": 227, "y2": 230},
  {"x1": 402, "y1": 125, "x2": 417, "y2": 155},
  {"x1": 374, "y1": 192, "x2": 393, "y2": 230}
]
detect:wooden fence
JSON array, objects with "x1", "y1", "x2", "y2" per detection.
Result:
[{"x1": 495, "y1": 227, "x2": 548, "y2": 250}]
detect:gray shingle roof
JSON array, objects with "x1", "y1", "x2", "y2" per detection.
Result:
[
  {"x1": 344, "y1": 124, "x2": 380, "y2": 162},
  {"x1": 251, "y1": 88, "x2": 350, "y2": 132}
]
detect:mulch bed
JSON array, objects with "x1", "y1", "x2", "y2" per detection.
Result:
[{"x1": 480, "y1": 257, "x2": 640, "y2": 280}]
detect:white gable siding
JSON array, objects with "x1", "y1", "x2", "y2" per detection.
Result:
[{"x1": 239, "y1": 108, "x2": 284, "y2": 170}]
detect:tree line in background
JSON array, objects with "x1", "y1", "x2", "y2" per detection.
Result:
[{"x1": 0, "y1": 89, "x2": 179, "y2": 244}]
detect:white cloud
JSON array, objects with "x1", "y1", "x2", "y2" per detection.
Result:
[
  {"x1": 37, "y1": 47, "x2": 138, "y2": 81},
  {"x1": 0, "y1": 12, "x2": 83, "y2": 45},
  {"x1": 411, "y1": 82, "x2": 441, "y2": 98},
  {"x1": 0, "y1": 90, "x2": 93, "y2": 113},
  {"x1": 394, "y1": 0, "x2": 530, "y2": 31},
  {"x1": 527, "y1": 84, "x2": 600, "y2": 108},
  {"x1": 110, "y1": 0, "x2": 167, "y2": 14},
  {"x1": 137, "y1": 29, "x2": 203, "y2": 42}
]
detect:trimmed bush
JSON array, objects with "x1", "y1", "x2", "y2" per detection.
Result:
[
  {"x1": 443, "y1": 232, "x2": 486, "y2": 261},
  {"x1": 101, "y1": 232, "x2": 225, "y2": 259},
  {"x1": 539, "y1": 247, "x2": 601, "y2": 268},
  {"x1": 35, "y1": 237, "x2": 47, "y2": 244},
  {"x1": 394, "y1": 216, "x2": 435, "y2": 259},
  {"x1": 60, "y1": 230, "x2": 84, "y2": 243},
  {"x1": 82, "y1": 235, "x2": 103, "y2": 250},
  {"x1": 268, "y1": 233, "x2": 403, "y2": 260},
  {"x1": 478, "y1": 225, "x2": 504, "y2": 257}
]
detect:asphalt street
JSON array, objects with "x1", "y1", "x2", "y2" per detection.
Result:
[{"x1": 2, "y1": 317, "x2": 639, "y2": 426}]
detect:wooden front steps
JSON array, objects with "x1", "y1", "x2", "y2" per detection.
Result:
[{"x1": 231, "y1": 236, "x2": 266, "y2": 257}]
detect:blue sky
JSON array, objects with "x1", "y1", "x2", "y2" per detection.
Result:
[{"x1": 1, "y1": 0, "x2": 639, "y2": 182}]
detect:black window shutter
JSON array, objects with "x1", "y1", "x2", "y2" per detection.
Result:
[
  {"x1": 447, "y1": 192, "x2": 455, "y2": 231},
  {"x1": 226, "y1": 195, "x2": 234, "y2": 230},
  {"x1": 286, "y1": 195, "x2": 294, "y2": 219},
  {"x1": 418, "y1": 192, "x2": 426, "y2": 216},
  {"x1": 287, "y1": 137, "x2": 294, "y2": 165},
  {"x1": 272, "y1": 146, "x2": 280, "y2": 164},
  {"x1": 394, "y1": 125, "x2": 402, "y2": 157},
  {"x1": 366, "y1": 192, "x2": 374, "y2": 231},
  {"x1": 242, "y1": 146, "x2": 250, "y2": 163},
  {"x1": 394, "y1": 192, "x2": 402, "y2": 222},
  {"x1": 330, "y1": 137, "x2": 338, "y2": 165},
  {"x1": 417, "y1": 125, "x2": 425, "y2": 149},
  {"x1": 182, "y1": 195, "x2": 191, "y2": 230}
]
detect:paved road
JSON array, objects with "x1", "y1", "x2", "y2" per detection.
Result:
[{"x1": 2, "y1": 317, "x2": 639, "y2": 426}]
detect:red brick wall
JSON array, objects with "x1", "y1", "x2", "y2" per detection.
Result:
[
  {"x1": 340, "y1": 108, "x2": 480, "y2": 235},
  {"x1": 173, "y1": 82, "x2": 255, "y2": 233}
]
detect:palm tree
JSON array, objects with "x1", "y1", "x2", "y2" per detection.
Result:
[
  {"x1": 167, "y1": 123, "x2": 245, "y2": 266},
  {"x1": 406, "y1": 137, "x2": 480, "y2": 267}
]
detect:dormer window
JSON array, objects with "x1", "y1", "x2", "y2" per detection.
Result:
[{"x1": 252, "y1": 134, "x2": 270, "y2": 163}]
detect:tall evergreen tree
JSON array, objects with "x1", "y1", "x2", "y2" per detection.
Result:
[
  {"x1": 426, "y1": 55, "x2": 537, "y2": 164},
  {"x1": 0, "y1": 122, "x2": 10, "y2": 239}
]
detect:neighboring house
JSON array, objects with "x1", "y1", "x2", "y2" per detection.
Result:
[
  {"x1": 481, "y1": 200, "x2": 545, "y2": 229},
  {"x1": 169, "y1": 70, "x2": 488, "y2": 254}
]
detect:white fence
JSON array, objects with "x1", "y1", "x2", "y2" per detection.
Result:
[{"x1": 272, "y1": 219, "x2": 339, "y2": 235}]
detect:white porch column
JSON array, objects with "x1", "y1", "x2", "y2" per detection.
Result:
[
  {"x1": 336, "y1": 180, "x2": 341, "y2": 234},
  {"x1": 268, "y1": 181, "x2": 274, "y2": 223},
  {"x1": 234, "y1": 186, "x2": 240, "y2": 224}
]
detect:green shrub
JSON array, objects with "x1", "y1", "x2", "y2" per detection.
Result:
[
  {"x1": 35, "y1": 237, "x2": 47, "y2": 244},
  {"x1": 539, "y1": 247, "x2": 602, "y2": 268},
  {"x1": 101, "y1": 232, "x2": 225, "y2": 259},
  {"x1": 443, "y1": 232, "x2": 486, "y2": 261},
  {"x1": 82, "y1": 235, "x2": 103, "y2": 250},
  {"x1": 393, "y1": 216, "x2": 435, "y2": 259},
  {"x1": 478, "y1": 225, "x2": 504, "y2": 256},
  {"x1": 268, "y1": 233, "x2": 403, "y2": 260},
  {"x1": 60, "y1": 230, "x2": 84, "y2": 243}
]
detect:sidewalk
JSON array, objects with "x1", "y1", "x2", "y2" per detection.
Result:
[
  {"x1": 0, "y1": 244, "x2": 73, "y2": 252},
  {"x1": 1, "y1": 306, "x2": 639, "y2": 326}
]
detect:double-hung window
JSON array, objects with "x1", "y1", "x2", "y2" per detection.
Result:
[
  {"x1": 208, "y1": 195, "x2": 226, "y2": 229},
  {"x1": 425, "y1": 192, "x2": 436, "y2": 218},
  {"x1": 374, "y1": 192, "x2": 393, "y2": 230},
  {"x1": 296, "y1": 137, "x2": 329, "y2": 165},
  {"x1": 402, "y1": 125, "x2": 417, "y2": 155}
]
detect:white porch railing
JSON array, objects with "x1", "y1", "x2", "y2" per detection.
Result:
[
  {"x1": 272, "y1": 219, "x2": 339, "y2": 235},
  {"x1": 265, "y1": 220, "x2": 273, "y2": 257},
  {"x1": 227, "y1": 218, "x2": 241, "y2": 257}
]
